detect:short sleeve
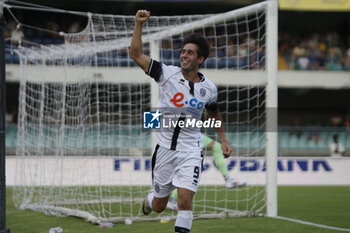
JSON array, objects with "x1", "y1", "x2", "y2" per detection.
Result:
[
  {"x1": 146, "y1": 59, "x2": 163, "y2": 82},
  {"x1": 145, "y1": 59, "x2": 180, "y2": 86}
]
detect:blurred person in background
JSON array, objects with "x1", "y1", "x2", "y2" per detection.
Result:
[
  {"x1": 330, "y1": 114, "x2": 343, "y2": 127},
  {"x1": 329, "y1": 134, "x2": 345, "y2": 157},
  {"x1": 5, "y1": 108, "x2": 14, "y2": 125},
  {"x1": 341, "y1": 48, "x2": 350, "y2": 71},
  {"x1": 10, "y1": 24, "x2": 25, "y2": 46}
]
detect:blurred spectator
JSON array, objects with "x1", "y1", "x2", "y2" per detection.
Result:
[
  {"x1": 345, "y1": 119, "x2": 350, "y2": 130},
  {"x1": 315, "y1": 51, "x2": 327, "y2": 70},
  {"x1": 329, "y1": 134, "x2": 345, "y2": 157},
  {"x1": 280, "y1": 31, "x2": 349, "y2": 71},
  {"x1": 5, "y1": 109, "x2": 14, "y2": 125},
  {"x1": 5, "y1": 19, "x2": 16, "y2": 38},
  {"x1": 308, "y1": 131, "x2": 322, "y2": 143},
  {"x1": 296, "y1": 53, "x2": 310, "y2": 70},
  {"x1": 319, "y1": 38, "x2": 327, "y2": 53},
  {"x1": 292, "y1": 42, "x2": 306, "y2": 58},
  {"x1": 289, "y1": 117, "x2": 302, "y2": 138},
  {"x1": 11, "y1": 25, "x2": 25, "y2": 45},
  {"x1": 68, "y1": 21, "x2": 83, "y2": 33},
  {"x1": 330, "y1": 114, "x2": 343, "y2": 127},
  {"x1": 5, "y1": 19, "x2": 25, "y2": 46},
  {"x1": 292, "y1": 41, "x2": 306, "y2": 69},
  {"x1": 327, "y1": 44, "x2": 343, "y2": 71},
  {"x1": 342, "y1": 48, "x2": 350, "y2": 71},
  {"x1": 46, "y1": 20, "x2": 60, "y2": 38}
]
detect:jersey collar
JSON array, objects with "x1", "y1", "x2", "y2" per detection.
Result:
[{"x1": 198, "y1": 72, "x2": 205, "y2": 82}]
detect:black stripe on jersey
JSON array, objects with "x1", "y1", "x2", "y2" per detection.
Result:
[
  {"x1": 175, "y1": 226, "x2": 190, "y2": 233},
  {"x1": 146, "y1": 59, "x2": 162, "y2": 82},
  {"x1": 205, "y1": 102, "x2": 219, "y2": 113},
  {"x1": 151, "y1": 144, "x2": 160, "y2": 182},
  {"x1": 188, "y1": 81, "x2": 194, "y2": 96},
  {"x1": 170, "y1": 114, "x2": 186, "y2": 150},
  {"x1": 201, "y1": 152, "x2": 204, "y2": 171}
]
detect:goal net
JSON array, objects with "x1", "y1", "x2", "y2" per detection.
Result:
[{"x1": 12, "y1": 1, "x2": 277, "y2": 224}]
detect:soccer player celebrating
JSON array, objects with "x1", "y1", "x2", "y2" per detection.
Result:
[
  {"x1": 167, "y1": 134, "x2": 247, "y2": 211},
  {"x1": 130, "y1": 10, "x2": 232, "y2": 233}
]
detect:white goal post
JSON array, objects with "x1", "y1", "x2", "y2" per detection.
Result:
[
  {"x1": 265, "y1": 0, "x2": 278, "y2": 218},
  {"x1": 11, "y1": 0, "x2": 278, "y2": 223}
]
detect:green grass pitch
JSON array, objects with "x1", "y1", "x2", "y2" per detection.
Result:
[{"x1": 6, "y1": 186, "x2": 350, "y2": 233}]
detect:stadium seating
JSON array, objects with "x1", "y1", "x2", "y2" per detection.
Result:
[{"x1": 5, "y1": 125, "x2": 349, "y2": 156}]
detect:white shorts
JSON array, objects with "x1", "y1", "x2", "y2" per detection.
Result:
[{"x1": 151, "y1": 145, "x2": 203, "y2": 198}]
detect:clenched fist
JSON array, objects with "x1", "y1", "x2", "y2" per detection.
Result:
[{"x1": 135, "y1": 10, "x2": 150, "y2": 24}]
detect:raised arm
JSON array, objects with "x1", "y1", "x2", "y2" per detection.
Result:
[
  {"x1": 206, "y1": 110, "x2": 232, "y2": 158},
  {"x1": 130, "y1": 10, "x2": 152, "y2": 72}
]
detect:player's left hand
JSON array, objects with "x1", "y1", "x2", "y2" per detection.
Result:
[{"x1": 221, "y1": 142, "x2": 232, "y2": 158}]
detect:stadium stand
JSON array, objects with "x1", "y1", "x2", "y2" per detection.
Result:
[{"x1": 5, "y1": 125, "x2": 350, "y2": 156}]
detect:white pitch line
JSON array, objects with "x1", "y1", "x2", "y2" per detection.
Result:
[{"x1": 274, "y1": 216, "x2": 350, "y2": 232}]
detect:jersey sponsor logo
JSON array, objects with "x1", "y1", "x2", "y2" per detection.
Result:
[
  {"x1": 170, "y1": 92, "x2": 184, "y2": 107},
  {"x1": 143, "y1": 110, "x2": 162, "y2": 129},
  {"x1": 170, "y1": 92, "x2": 204, "y2": 110}
]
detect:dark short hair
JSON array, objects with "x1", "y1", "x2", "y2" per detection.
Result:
[{"x1": 182, "y1": 34, "x2": 210, "y2": 61}]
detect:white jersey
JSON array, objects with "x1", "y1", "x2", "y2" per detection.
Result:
[
  {"x1": 146, "y1": 60, "x2": 218, "y2": 152},
  {"x1": 329, "y1": 142, "x2": 345, "y2": 157}
]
